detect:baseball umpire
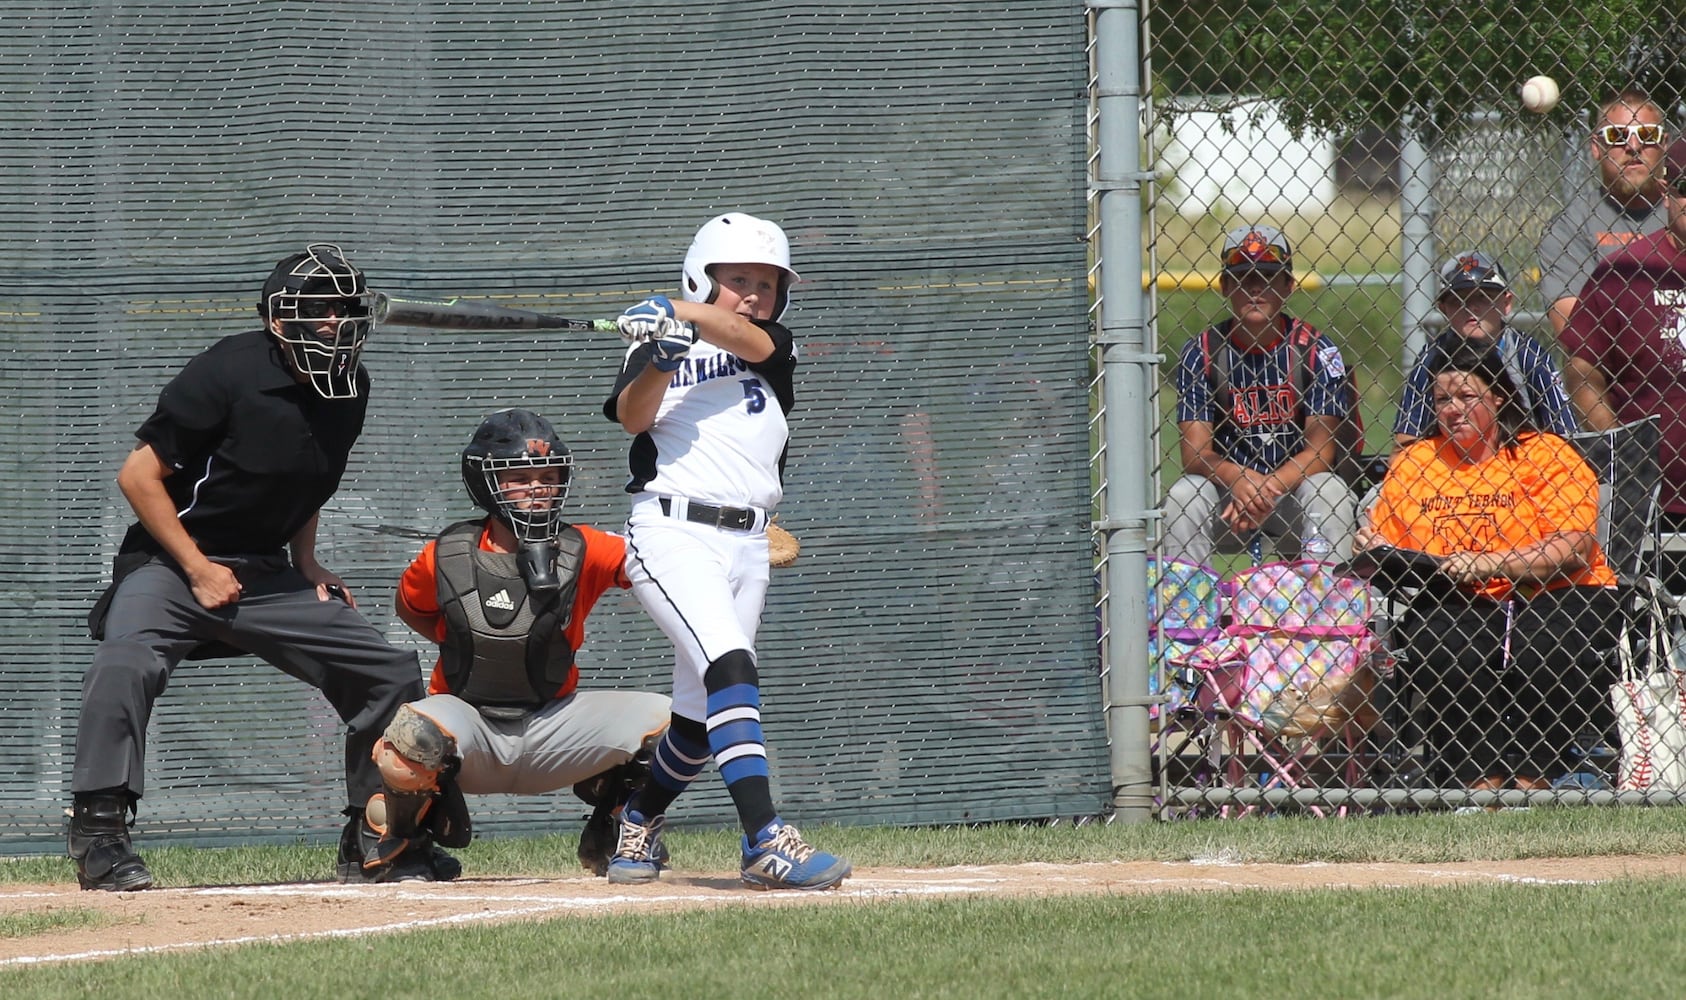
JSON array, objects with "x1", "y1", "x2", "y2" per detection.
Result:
[
  {"x1": 68, "y1": 243, "x2": 453, "y2": 890},
  {"x1": 349, "y1": 408, "x2": 672, "y2": 878}
]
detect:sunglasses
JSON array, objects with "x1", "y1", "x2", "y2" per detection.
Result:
[
  {"x1": 1223, "y1": 243, "x2": 1290, "y2": 268},
  {"x1": 1437, "y1": 289, "x2": 1507, "y2": 310},
  {"x1": 296, "y1": 297, "x2": 365, "y2": 319},
  {"x1": 1594, "y1": 123, "x2": 1666, "y2": 147}
]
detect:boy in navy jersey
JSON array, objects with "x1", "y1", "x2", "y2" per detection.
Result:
[{"x1": 1162, "y1": 225, "x2": 1356, "y2": 564}]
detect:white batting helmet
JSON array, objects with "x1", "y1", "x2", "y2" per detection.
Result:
[{"x1": 680, "y1": 212, "x2": 800, "y2": 321}]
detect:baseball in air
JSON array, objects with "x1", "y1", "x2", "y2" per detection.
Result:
[{"x1": 1521, "y1": 75, "x2": 1560, "y2": 114}]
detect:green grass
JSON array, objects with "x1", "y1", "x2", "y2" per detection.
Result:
[
  {"x1": 4, "y1": 810, "x2": 1686, "y2": 999},
  {"x1": 8, "y1": 882, "x2": 1686, "y2": 999}
]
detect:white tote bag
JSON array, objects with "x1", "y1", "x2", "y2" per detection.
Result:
[{"x1": 1612, "y1": 588, "x2": 1686, "y2": 792}]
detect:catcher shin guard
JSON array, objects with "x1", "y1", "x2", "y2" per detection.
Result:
[
  {"x1": 360, "y1": 788, "x2": 435, "y2": 868},
  {"x1": 337, "y1": 804, "x2": 461, "y2": 884},
  {"x1": 339, "y1": 705, "x2": 468, "y2": 882},
  {"x1": 377, "y1": 704, "x2": 456, "y2": 787},
  {"x1": 373, "y1": 704, "x2": 472, "y2": 848},
  {"x1": 67, "y1": 791, "x2": 153, "y2": 892}
]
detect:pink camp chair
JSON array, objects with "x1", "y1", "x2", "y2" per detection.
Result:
[
  {"x1": 1172, "y1": 559, "x2": 1383, "y2": 816},
  {"x1": 1147, "y1": 557, "x2": 1224, "y2": 719}
]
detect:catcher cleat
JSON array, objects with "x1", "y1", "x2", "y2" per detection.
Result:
[
  {"x1": 739, "y1": 820, "x2": 851, "y2": 891},
  {"x1": 605, "y1": 808, "x2": 667, "y2": 885},
  {"x1": 578, "y1": 799, "x2": 616, "y2": 876},
  {"x1": 425, "y1": 843, "x2": 463, "y2": 881},
  {"x1": 67, "y1": 792, "x2": 154, "y2": 892},
  {"x1": 580, "y1": 802, "x2": 670, "y2": 877},
  {"x1": 336, "y1": 809, "x2": 460, "y2": 884}
]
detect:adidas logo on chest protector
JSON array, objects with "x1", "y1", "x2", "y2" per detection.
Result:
[{"x1": 484, "y1": 589, "x2": 515, "y2": 611}]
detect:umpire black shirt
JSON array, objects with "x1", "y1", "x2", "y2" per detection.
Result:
[{"x1": 119, "y1": 330, "x2": 370, "y2": 559}]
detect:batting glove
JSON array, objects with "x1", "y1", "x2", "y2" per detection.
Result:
[
  {"x1": 617, "y1": 296, "x2": 675, "y2": 344},
  {"x1": 648, "y1": 319, "x2": 696, "y2": 372}
]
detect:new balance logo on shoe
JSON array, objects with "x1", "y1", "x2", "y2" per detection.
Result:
[
  {"x1": 749, "y1": 854, "x2": 794, "y2": 881},
  {"x1": 484, "y1": 590, "x2": 515, "y2": 611}
]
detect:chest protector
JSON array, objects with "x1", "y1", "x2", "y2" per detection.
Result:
[{"x1": 435, "y1": 519, "x2": 585, "y2": 712}]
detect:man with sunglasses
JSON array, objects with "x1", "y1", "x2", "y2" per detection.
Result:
[
  {"x1": 1561, "y1": 140, "x2": 1686, "y2": 580},
  {"x1": 1164, "y1": 225, "x2": 1357, "y2": 565},
  {"x1": 1538, "y1": 89, "x2": 1670, "y2": 339},
  {"x1": 67, "y1": 244, "x2": 455, "y2": 891}
]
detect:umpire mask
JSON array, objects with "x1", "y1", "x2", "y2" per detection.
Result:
[{"x1": 260, "y1": 243, "x2": 372, "y2": 400}]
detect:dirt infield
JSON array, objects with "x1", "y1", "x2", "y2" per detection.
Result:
[{"x1": 6, "y1": 854, "x2": 1685, "y2": 967}]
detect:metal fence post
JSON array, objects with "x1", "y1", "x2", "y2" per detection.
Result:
[
  {"x1": 1092, "y1": 0, "x2": 1154, "y2": 822},
  {"x1": 1399, "y1": 114, "x2": 1437, "y2": 370}
]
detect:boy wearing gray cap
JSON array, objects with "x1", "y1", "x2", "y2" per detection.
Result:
[{"x1": 1392, "y1": 251, "x2": 1579, "y2": 449}]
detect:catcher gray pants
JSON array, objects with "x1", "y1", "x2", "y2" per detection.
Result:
[
  {"x1": 72, "y1": 558, "x2": 425, "y2": 807},
  {"x1": 403, "y1": 690, "x2": 671, "y2": 795}
]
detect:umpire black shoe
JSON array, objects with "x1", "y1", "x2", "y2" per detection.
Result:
[{"x1": 67, "y1": 792, "x2": 154, "y2": 892}]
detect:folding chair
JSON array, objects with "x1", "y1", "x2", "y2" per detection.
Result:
[
  {"x1": 1147, "y1": 556, "x2": 1224, "y2": 718},
  {"x1": 1148, "y1": 557, "x2": 1229, "y2": 812},
  {"x1": 1569, "y1": 417, "x2": 1662, "y2": 585},
  {"x1": 1568, "y1": 416, "x2": 1672, "y2": 788},
  {"x1": 1172, "y1": 559, "x2": 1384, "y2": 816}
]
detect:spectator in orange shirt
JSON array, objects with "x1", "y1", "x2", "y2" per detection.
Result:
[{"x1": 1356, "y1": 341, "x2": 1619, "y2": 792}]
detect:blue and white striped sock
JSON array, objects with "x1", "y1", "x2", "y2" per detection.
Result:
[{"x1": 707, "y1": 681, "x2": 770, "y2": 785}]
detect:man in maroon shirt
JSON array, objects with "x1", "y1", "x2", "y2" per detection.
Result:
[{"x1": 1561, "y1": 139, "x2": 1686, "y2": 529}]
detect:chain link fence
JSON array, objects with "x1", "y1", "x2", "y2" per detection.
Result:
[
  {"x1": 0, "y1": 2, "x2": 1102, "y2": 855},
  {"x1": 1137, "y1": 4, "x2": 1686, "y2": 816}
]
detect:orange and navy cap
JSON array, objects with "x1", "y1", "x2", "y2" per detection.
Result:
[
  {"x1": 1437, "y1": 250, "x2": 1510, "y2": 298},
  {"x1": 1220, "y1": 225, "x2": 1293, "y2": 277}
]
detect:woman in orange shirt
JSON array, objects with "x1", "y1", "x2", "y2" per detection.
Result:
[{"x1": 1357, "y1": 340, "x2": 1618, "y2": 792}]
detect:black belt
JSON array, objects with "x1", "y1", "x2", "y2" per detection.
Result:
[{"x1": 659, "y1": 497, "x2": 760, "y2": 531}]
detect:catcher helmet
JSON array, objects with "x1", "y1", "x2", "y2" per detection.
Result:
[
  {"x1": 260, "y1": 242, "x2": 372, "y2": 399},
  {"x1": 680, "y1": 212, "x2": 799, "y2": 321},
  {"x1": 461, "y1": 408, "x2": 573, "y2": 543}
]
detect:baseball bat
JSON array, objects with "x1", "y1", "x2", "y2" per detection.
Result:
[{"x1": 370, "y1": 291, "x2": 618, "y2": 333}]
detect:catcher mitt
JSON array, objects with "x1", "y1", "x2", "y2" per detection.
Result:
[{"x1": 767, "y1": 519, "x2": 801, "y2": 568}]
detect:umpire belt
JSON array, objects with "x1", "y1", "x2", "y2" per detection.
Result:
[{"x1": 658, "y1": 496, "x2": 766, "y2": 532}]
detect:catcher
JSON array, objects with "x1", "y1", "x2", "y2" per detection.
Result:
[{"x1": 347, "y1": 408, "x2": 672, "y2": 878}]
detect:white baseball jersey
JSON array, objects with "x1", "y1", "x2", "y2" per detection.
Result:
[{"x1": 604, "y1": 321, "x2": 797, "y2": 511}]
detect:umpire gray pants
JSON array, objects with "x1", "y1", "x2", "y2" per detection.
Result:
[{"x1": 72, "y1": 558, "x2": 425, "y2": 807}]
